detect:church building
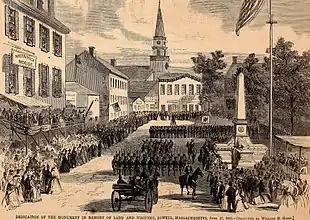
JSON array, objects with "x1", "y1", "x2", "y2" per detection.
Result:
[{"x1": 117, "y1": 0, "x2": 202, "y2": 112}]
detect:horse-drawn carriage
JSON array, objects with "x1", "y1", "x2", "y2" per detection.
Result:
[{"x1": 111, "y1": 178, "x2": 158, "y2": 213}]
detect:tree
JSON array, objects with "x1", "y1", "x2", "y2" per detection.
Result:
[
  {"x1": 264, "y1": 37, "x2": 310, "y2": 135},
  {"x1": 233, "y1": 54, "x2": 268, "y2": 122},
  {"x1": 191, "y1": 51, "x2": 227, "y2": 113}
]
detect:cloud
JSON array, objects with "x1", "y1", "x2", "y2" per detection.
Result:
[{"x1": 56, "y1": 0, "x2": 310, "y2": 67}]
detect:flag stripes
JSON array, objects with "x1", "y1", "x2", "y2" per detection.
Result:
[{"x1": 235, "y1": 0, "x2": 265, "y2": 36}]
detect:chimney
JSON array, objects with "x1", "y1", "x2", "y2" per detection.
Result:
[
  {"x1": 47, "y1": 0, "x2": 55, "y2": 17},
  {"x1": 89, "y1": 46, "x2": 95, "y2": 56},
  {"x1": 110, "y1": 59, "x2": 116, "y2": 67},
  {"x1": 232, "y1": 56, "x2": 238, "y2": 64}
]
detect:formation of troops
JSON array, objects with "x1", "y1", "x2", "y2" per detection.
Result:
[
  {"x1": 149, "y1": 125, "x2": 234, "y2": 142},
  {"x1": 112, "y1": 139, "x2": 194, "y2": 177}
]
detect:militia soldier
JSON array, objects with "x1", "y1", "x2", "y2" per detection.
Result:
[
  {"x1": 161, "y1": 156, "x2": 167, "y2": 176},
  {"x1": 179, "y1": 154, "x2": 187, "y2": 175},
  {"x1": 167, "y1": 155, "x2": 173, "y2": 176},
  {"x1": 148, "y1": 156, "x2": 155, "y2": 175},
  {"x1": 173, "y1": 156, "x2": 179, "y2": 176},
  {"x1": 128, "y1": 154, "x2": 134, "y2": 176},
  {"x1": 134, "y1": 155, "x2": 141, "y2": 175}
]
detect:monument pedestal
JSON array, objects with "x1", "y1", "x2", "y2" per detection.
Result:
[
  {"x1": 236, "y1": 148, "x2": 256, "y2": 168},
  {"x1": 216, "y1": 143, "x2": 233, "y2": 169}
]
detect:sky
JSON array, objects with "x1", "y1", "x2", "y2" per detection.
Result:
[{"x1": 55, "y1": 0, "x2": 310, "y2": 67}]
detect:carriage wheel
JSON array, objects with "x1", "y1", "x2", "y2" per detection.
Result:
[
  {"x1": 111, "y1": 191, "x2": 121, "y2": 211},
  {"x1": 145, "y1": 190, "x2": 153, "y2": 213},
  {"x1": 153, "y1": 188, "x2": 159, "y2": 204}
]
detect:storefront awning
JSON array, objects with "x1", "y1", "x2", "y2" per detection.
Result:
[
  {"x1": 275, "y1": 135, "x2": 310, "y2": 149},
  {"x1": 0, "y1": 93, "x2": 51, "y2": 109}
]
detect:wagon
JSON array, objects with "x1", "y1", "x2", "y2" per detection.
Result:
[{"x1": 111, "y1": 180, "x2": 158, "y2": 213}]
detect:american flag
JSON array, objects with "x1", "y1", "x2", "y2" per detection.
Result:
[{"x1": 235, "y1": 0, "x2": 265, "y2": 36}]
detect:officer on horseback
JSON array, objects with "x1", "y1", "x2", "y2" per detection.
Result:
[{"x1": 184, "y1": 163, "x2": 193, "y2": 183}]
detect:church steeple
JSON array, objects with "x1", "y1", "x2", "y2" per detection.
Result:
[
  {"x1": 154, "y1": 0, "x2": 165, "y2": 37},
  {"x1": 150, "y1": 0, "x2": 170, "y2": 79}
]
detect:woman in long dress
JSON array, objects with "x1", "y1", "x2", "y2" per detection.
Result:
[
  {"x1": 31, "y1": 175, "x2": 42, "y2": 202},
  {"x1": 235, "y1": 187, "x2": 246, "y2": 212},
  {"x1": 3, "y1": 173, "x2": 20, "y2": 210},
  {"x1": 221, "y1": 181, "x2": 229, "y2": 210},
  {"x1": 50, "y1": 167, "x2": 63, "y2": 195}
]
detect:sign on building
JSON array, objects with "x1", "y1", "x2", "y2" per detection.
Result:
[{"x1": 12, "y1": 49, "x2": 36, "y2": 69}]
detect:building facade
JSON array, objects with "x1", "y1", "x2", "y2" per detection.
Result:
[
  {"x1": 0, "y1": 0, "x2": 70, "y2": 109},
  {"x1": 109, "y1": 59, "x2": 129, "y2": 120},
  {"x1": 66, "y1": 47, "x2": 129, "y2": 122},
  {"x1": 158, "y1": 73, "x2": 202, "y2": 112}
]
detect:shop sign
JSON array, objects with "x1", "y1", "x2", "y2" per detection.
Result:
[{"x1": 12, "y1": 49, "x2": 36, "y2": 69}]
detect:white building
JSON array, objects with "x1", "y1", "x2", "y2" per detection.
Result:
[
  {"x1": 158, "y1": 72, "x2": 202, "y2": 112},
  {"x1": 128, "y1": 81, "x2": 158, "y2": 113},
  {"x1": 0, "y1": 0, "x2": 70, "y2": 109},
  {"x1": 66, "y1": 49, "x2": 129, "y2": 122},
  {"x1": 109, "y1": 59, "x2": 129, "y2": 120}
]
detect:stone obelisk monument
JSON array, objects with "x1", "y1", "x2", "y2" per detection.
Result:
[{"x1": 216, "y1": 69, "x2": 267, "y2": 169}]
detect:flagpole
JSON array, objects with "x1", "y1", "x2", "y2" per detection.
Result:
[{"x1": 267, "y1": 0, "x2": 276, "y2": 157}]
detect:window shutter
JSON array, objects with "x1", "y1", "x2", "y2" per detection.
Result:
[
  {"x1": 59, "y1": 69, "x2": 62, "y2": 96},
  {"x1": 5, "y1": 5, "x2": 9, "y2": 37},
  {"x1": 32, "y1": 69, "x2": 35, "y2": 96},
  {"x1": 15, "y1": 10, "x2": 19, "y2": 40},
  {"x1": 59, "y1": 35, "x2": 62, "y2": 56},
  {"x1": 39, "y1": 25, "x2": 42, "y2": 49},
  {"x1": 38, "y1": 63, "x2": 42, "y2": 96},
  {"x1": 23, "y1": 67, "x2": 27, "y2": 95},
  {"x1": 47, "y1": 28, "x2": 50, "y2": 52},
  {"x1": 46, "y1": 65, "x2": 50, "y2": 96},
  {"x1": 32, "y1": 19, "x2": 36, "y2": 46},
  {"x1": 53, "y1": 32, "x2": 56, "y2": 55},
  {"x1": 3, "y1": 54, "x2": 11, "y2": 93},
  {"x1": 23, "y1": 16, "x2": 27, "y2": 43},
  {"x1": 52, "y1": 67, "x2": 55, "y2": 97},
  {"x1": 15, "y1": 65, "x2": 19, "y2": 94}
]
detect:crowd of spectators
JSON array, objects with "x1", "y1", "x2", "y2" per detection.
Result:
[{"x1": 0, "y1": 107, "x2": 84, "y2": 128}]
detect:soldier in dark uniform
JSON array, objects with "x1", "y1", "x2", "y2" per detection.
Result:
[
  {"x1": 167, "y1": 155, "x2": 173, "y2": 176},
  {"x1": 184, "y1": 163, "x2": 193, "y2": 187},
  {"x1": 161, "y1": 156, "x2": 167, "y2": 176},
  {"x1": 148, "y1": 156, "x2": 155, "y2": 175},
  {"x1": 154, "y1": 155, "x2": 160, "y2": 173},
  {"x1": 128, "y1": 155, "x2": 134, "y2": 176},
  {"x1": 123, "y1": 154, "x2": 129, "y2": 176},
  {"x1": 179, "y1": 154, "x2": 187, "y2": 175},
  {"x1": 173, "y1": 156, "x2": 179, "y2": 176},
  {"x1": 141, "y1": 155, "x2": 148, "y2": 174},
  {"x1": 134, "y1": 154, "x2": 141, "y2": 175}
]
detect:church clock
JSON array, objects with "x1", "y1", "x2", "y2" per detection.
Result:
[{"x1": 157, "y1": 41, "x2": 161, "y2": 45}]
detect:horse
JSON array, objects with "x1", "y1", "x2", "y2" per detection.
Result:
[{"x1": 179, "y1": 167, "x2": 204, "y2": 199}]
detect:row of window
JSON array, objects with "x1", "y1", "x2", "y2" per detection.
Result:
[
  {"x1": 110, "y1": 95, "x2": 128, "y2": 105},
  {"x1": 5, "y1": 5, "x2": 62, "y2": 57},
  {"x1": 110, "y1": 77, "x2": 127, "y2": 90},
  {"x1": 161, "y1": 104, "x2": 200, "y2": 112},
  {"x1": 3, "y1": 55, "x2": 62, "y2": 98},
  {"x1": 160, "y1": 84, "x2": 201, "y2": 96}
]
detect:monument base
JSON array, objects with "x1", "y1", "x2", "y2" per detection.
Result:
[
  {"x1": 216, "y1": 144, "x2": 233, "y2": 169},
  {"x1": 216, "y1": 136, "x2": 268, "y2": 169}
]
